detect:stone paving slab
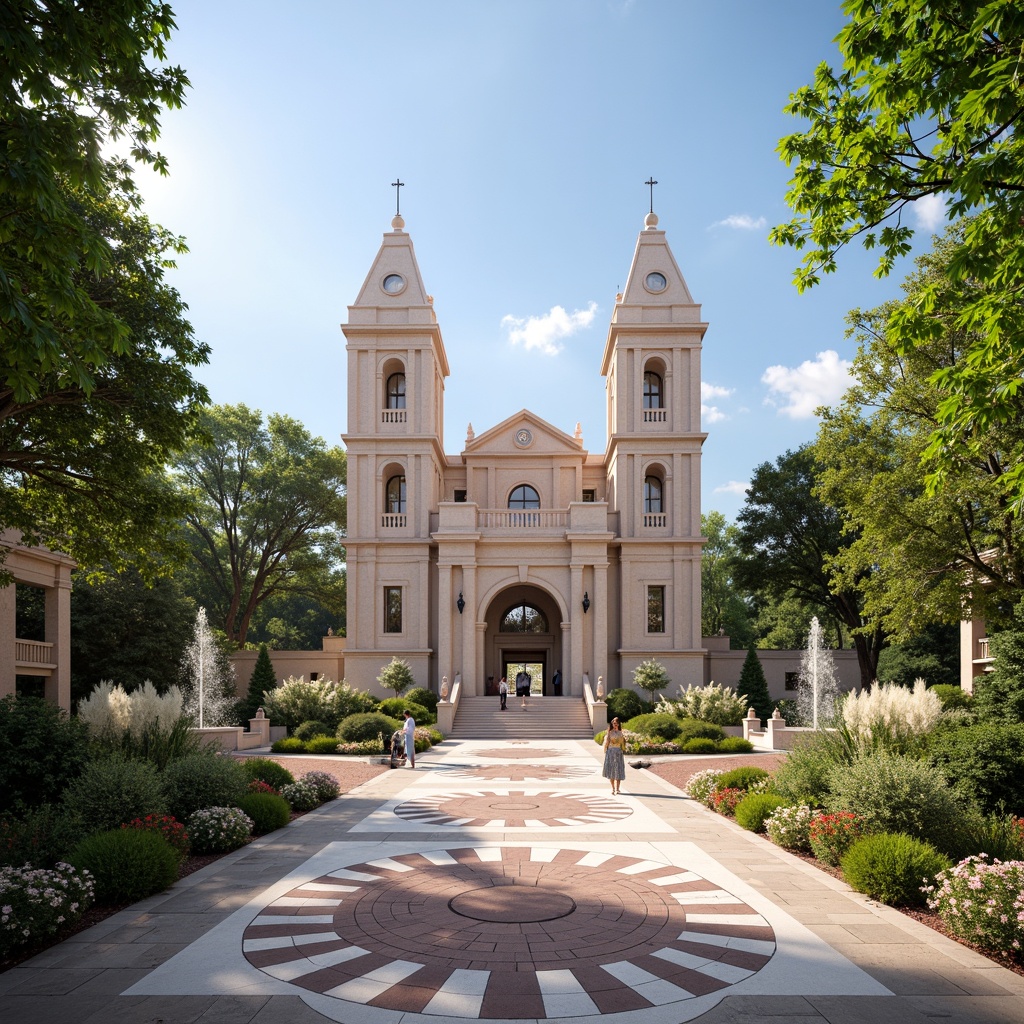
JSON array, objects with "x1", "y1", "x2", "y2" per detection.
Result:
[{"x1": 3, "y1": 738, "x2": 1024, "y2": 1023}]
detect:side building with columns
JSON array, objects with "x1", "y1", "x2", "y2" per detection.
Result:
[{"x1": 341, "y1": 209, "x2": 708, "y2": 699}]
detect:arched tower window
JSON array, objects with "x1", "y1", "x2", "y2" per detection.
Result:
[
  {"x1": 386, "y1": 373, "x2": 406, "y2": 409},
  {"x1": 643, "y1": 371, "x2": 663, "y2": 409},
  {"x1": 643, "y1": 473, "x2": 666, "y2": 528},
  {"x1": 386, "y1": 475, "x2": 407, "y2": 514},
  {"x1": 501, "y1": 603, "x2": 548, "y2": 633}
]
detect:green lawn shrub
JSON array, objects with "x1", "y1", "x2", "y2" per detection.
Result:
[
  {"x1": 715, "y1": 766, "x2": 769, "y2": 792},
  {"x1": 426, "y1": 726, "x2": 444, "y2": 745},
  {"x1": 407, "y1": 687, "x2": 438, "y2": 714},
  {"x1": 70, "y1": 828, "x2": 179, "y2": 904},
  {"x1": 0, "y1": 695, "x2": 89, "y2": 815},
  {"x1": 734, "y1": 793, "x2": 789, "y2": 833},
  {"x1": 271, "y1": 737, "x2": 305, "y2": 754},
  {"x1": 929, "y1": 684, "x2": 973, "y2": 711},
  {"x1": 605, "y1": 688, "x2": 650, "y2": 723},
  {"x1": 841, "y1": 833, "x2": 950, "y2": 906},
  {"x1": 716, "y1": 737, "x2": 754, "y2": 753},
  {"x1": 681, "y1": 738, "x2": 718, "y2": 754},
  {"x1": 260, "y1": 677, "x2": 375, "y2": 732},
  {"x1": 676, "y1": 718, "x2": 726, "y2": 743},
  {"x1": 953, "y1": 812, "x2": 1024, "y2": 862},
  {"x1": 238, "y1": 758, "x2": 295, "y2": 790},
  {"x1": 0, "y1": 805, "x2": 86, "y2": 869},
  {"x1": 161, "y1": 751, "x2": 248, "y2": 821},
  {"x1": 827, "y1": 752, "x2": 968, "y2": 855},
  {"x1": 378, "y1": 698, "x2": 433, "y2": 724},
  {"x1": 770, "y1": 731, "x2": 845, "y2": 805},
  {"x1": 305, "y1": 735, "x2": 340, "y2": 754},
  {"x1": 623, "y1": 713, "x2": 681, "y2": 740},
  {"x1": 294, "y1": 720, "x2": 332, "y2": 741},
  {"x1": 337, "y1": 713, "x2": 401, "y2": 743},
  {"x1": 63, "y1": 755, "x2": 167, "y2": 833},
  {"x1": 925, "y1": 721, "x2": 1024, "y2": 816},
  {"x1": 237, "y1": 793, "x2": 292, "y2": 835}
]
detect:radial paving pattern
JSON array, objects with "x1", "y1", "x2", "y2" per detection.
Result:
[
  {"x1": 392, "y1": 790, "x2": 633, "y2": 828},
  {"x1": 440, "y1": 764, "x2": 595, "y2": 782},
  {"x1": 473, "y1": 747, "x2": 565, "y2": 760},
  {"x1": 242, "y1": 845, "x2": 776, "y2": 1020}
]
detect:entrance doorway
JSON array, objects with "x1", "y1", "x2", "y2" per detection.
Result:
[{"x1": 503, "y1": 652, "x2": 545, "y2": 696}]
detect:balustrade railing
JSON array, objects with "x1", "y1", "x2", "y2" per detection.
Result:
[
  {"x1": 15, "y1": 638, "x2": 55, "y2": 666},
  {"x1": 477, "y1": 509, "x2": 568, "y2": 530},
  {"x1": 381, "y1": 409, "x2": 407, "y2": 424},
  {"x1": 381, "y1": 513, "x2": 407, "y2": 528},
  {"x1": 643, "y1": 513, "x2": 667, "y2": 528},
  {"x1": 643, "y1": 408, "x2": 668, "y2": 423}
]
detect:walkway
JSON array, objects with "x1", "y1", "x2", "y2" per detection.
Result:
[{"x1": 3, "y1": 739, "x2": 1023, "y2": 1023}]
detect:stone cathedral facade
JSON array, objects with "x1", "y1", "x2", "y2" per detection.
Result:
[{"x1": 340, "y1": 207, "x2": 708, "y2": 699}]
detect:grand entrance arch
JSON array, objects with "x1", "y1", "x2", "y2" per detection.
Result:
[{"x1": 484, "y1": 585, "x2": 563, "y2": 698}]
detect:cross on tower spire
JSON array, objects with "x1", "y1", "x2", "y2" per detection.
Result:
[
  {"x1": 392, "y1": 178, "x2": 404, "y2": 216},
  {"x1": 645, "y1": 177, "x2": 658, "y2": 214}
]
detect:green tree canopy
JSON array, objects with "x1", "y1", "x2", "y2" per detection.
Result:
[
  {"x1": 172, "y1": 404, "x2": 347, "y2": 645},
  {"x1": 733, "y1": 445, "x2": 884, "y2": 689},
  {"x1": 700, "y1": 511, "x2": 753, "y2": 647},
  {"x1": 771, "y1": 0, "x2": 1024, "y2": 512},
  {"x1": 814, "y1": 223, "x2": 1024, "y2": 640}
]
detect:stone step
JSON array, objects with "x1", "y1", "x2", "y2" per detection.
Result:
[{"x1": 449, "y1": 697, "x2": 595, "y2": 739}]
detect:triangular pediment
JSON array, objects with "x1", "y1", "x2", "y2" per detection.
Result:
[
  {"x1": 462, "y1": 409, "x2": 584, "y2": 458},
  {"x1": 348, "y1": 218, "x2": 434, "y2": 324}
]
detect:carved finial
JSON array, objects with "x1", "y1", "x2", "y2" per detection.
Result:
[
  {"x1": 574, "y1": 422, "x2": 582, "y2": 440},
  {"x1": 466, "y1": 422, "x2": 475, "y2": 441}
]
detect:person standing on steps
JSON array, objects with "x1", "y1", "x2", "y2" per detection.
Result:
[
  {"x1": 402, "y1": 709, "x2": 416, "y2": 768},
  {"x1": 602, "y1": 716, "x2": 626, "y2": 795},
  {"x1": 499, "y1": 675, "x2": 508, "y2": 711},
  {"x1": 552, "y1": 668, "x2": 562, "y2": 696}
]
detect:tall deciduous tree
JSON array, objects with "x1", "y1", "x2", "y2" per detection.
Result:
[
  {"x1": 700, "y1": 511, "x2": 753, "y2": 646},
  {"x1": 814, "y1": 223, "x2": 1024, "y2": 640},
  {"x1": 174, "y1": 405, "x2": 347, "y2": 646},
  {"x1": 771, "y1": 1, "x2": 1024, "y2": 512},
  {"x1": 733, "y1": 446, "x2": 884, "y2": 690}
]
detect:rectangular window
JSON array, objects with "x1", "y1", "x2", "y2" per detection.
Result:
[
  {"x1": 785, "y1": 671, "x2": 800, "y2": 691},
  {"x1": 454, "y1": 489, "x2": 467, "y2": 503},
  {"x1": 647, "y1": 585, "x2": 665, "y2": 634},
  {"x1": 582, "y1": 489, "x2": 596, "y2": 503},
  {"x1": 384, "y1": 586, "x2": 403, "y2": 633}
]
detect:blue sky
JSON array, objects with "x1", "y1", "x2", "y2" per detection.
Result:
[{"x1": 137, "y1": 0, "x2": 942, "y2": 521}]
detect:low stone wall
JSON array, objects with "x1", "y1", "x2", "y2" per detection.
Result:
[{"x1": 193, "y1": 715, "x2": 271, "y2": 752}]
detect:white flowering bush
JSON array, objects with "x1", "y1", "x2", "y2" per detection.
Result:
[
  {"x1": 261, "y1": 676, "x2": 375, "y2": 732},
  {"x1": 765, "y1": 804, "x2": 814, "y2": 852},
  {"x1": 925, "y1": 855, "x2": 1024, "y2": 955},
  {"x1": 281, "y1": 779, "x2": 321, "y2": 812},
  {"x1": 0, "y1": 863, "x2": 94, "y2": 956},
  {"x1": 299, "y1": 771, "x2": 339, "y2": 803},
  {"x1": 684, "y1": 769, "x2": 724, "y2": 806},
  {"x1": 658, "y1": 682, "x2": 748, "y2": 726},
  {"x1": 78, "y1": 680, "x2": 184, "y2": 740},
  {"x1": 842, "y1": 679, "x2": 942, "y2": 746},
  {"x1": 186, "y1": 807, "x2": 253, "y2": 854}
]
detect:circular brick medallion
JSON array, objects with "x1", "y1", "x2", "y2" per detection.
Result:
[
  {"x1": 441, "y1": 764, "x2": 594, "y2": 782},
  {"x1": 393, "y1": 790, "x2": 632, "y2": 828},
  {"x1": 243, "y1": 846, "x2": 776, "y2": 1020},
  {"x1": 473, "y1": 747, "x2": 563, "y2": 760}
]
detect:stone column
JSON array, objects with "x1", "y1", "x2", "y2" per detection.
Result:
[
  {"x1": 593, "y1": 559, "x2": 609, "y2": 692},
  {"x1": 438, "y1": 563, "x2": 453, "y2": 692},
  {"x1": 0, "y1": 582, "x2": 15, "y2": 700},
  {"x1": 460, "y1": 564, "x2": 478, "y2": 694},
  {"x1": 570, "y1": 563, "x2": 584, "y2": 697},
  {"x1": 45, "y1": 567, "x2": 72, "y2": 711}
]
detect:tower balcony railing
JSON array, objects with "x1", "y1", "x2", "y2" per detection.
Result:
[
  {"x1": 643, "y1": 513, "x2": 668, "y2": 528},
  {"x1": 381, "y1": 409, "x2": 407, "y2": 424},
  {"x1": 432, "y1": 501, "x2": 614, "y2": 537},
  {"x1": 478, "y1": 509, "x2": 569, "y2": 530},
  {"x1": 381, "y1": 513, "x2": 408, "y2": 528},
  {"x1": 643, "y1": 408, "x2": 668, "y2": 423}
]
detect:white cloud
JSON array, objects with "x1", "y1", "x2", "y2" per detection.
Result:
[
  {"x1": 501, "y1": 302, "x2": 598, "y2": 355},
  {"x1": 761, "y1": 350, "x2": 853, "y2": 419},
  {"x1": 701, "y1": 381, "x2": 733, "y2": 423},
  {"x1": 913, "y1": 193, "x2": 945, "y2": 231},
  {"x1": 710, "y1": 213, "x2": 766, "y2": 231},
  {"x1": 714, "y1": 480, "x2": 750, "y2": 496}
]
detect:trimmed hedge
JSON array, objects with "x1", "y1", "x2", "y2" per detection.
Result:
[
  {"x1": 337, "y1": 713, "x2": 401, "y2": 743},
  {"x1": 841, "y1": 833, "x2": 950, "y2": 906},
  {"x1": 623, "y1": 713, "x2": 681, "y2": 740}
]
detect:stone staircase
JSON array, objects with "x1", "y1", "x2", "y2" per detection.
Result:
[{"x1": 448, "y1": 696, "x2": 596, "y2": 740}]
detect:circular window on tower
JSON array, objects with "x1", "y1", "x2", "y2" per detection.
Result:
[
  {"x1": 644, "y1": 271, "x2": 668, "y2": 293},
  {"x1": 382, "y1": 273, "x2": 406, "y2": 295}
]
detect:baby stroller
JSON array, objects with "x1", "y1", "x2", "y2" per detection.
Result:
[{"x1": 389, "y1": 729, "x2": 407, "y2": 768}]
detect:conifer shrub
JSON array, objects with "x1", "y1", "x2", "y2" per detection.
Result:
[
  {"x1": 161, "y1": 750, "x2": 247, "y2": 821},
  {"x1": 622, "y1": 713, "x2": 681, "y2": 740},
  {"x1": 294, "y1": 720, "x2": 332, "y2": 741},
  {"x1": 239, "y1": 758, "x2": 295, "y2": 790},
  {"x1": 737, "y1": 646, "x2": 774, "y2": 721},
  {"x1": 715, "y1": 766, "x2": 769, "y2": 792},
  {"x1": 238, "y1": 643, "x2": 277, "y2": 722},
  {"x1": 63, "y1": 755, "x2": 168, "y2": 833},
  {"x1": 237, "y1": 793, "x2": 292, "y2": 835},
  {"x1": 717, "y1": 737, "x2": 754, "y2": 753},
  {"x1": 70, "y1": 828, "x2": 179, "y2": 904},
  {"x1": 734, "y1": 793, "x2": 789, "y2": 833},
  {"x1": 681, "y1": 738, "x2": 718, "y2": 754},
  {"x1": 841, "y1": 833, "x2": 950, "y2": 906},
  {"x1": 337, "y1": 713, "x2": 401, "y2": 743}
]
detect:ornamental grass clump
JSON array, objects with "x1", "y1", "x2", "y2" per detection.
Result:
[
  {"x1": 925, "y1": 855, "x2": 1024, "y2": 955},
  {"x1": 842, "y1": 679, "x2": 942, "y2": 750},
  {"x1": 734, "y1": 793, "x2": 789, "y2": 833},
  {"x1": 683, "y1": 769, "x2": 723, "y2": 806},
  {"x1": 809, "y1": 811, "x2": 865, "y2": 866},
  {"x1": 0, "y1": 862, "x2": 94, "y2": 956},
  {"x1": 841, "y1": 833, "x2": 950, "y2": 907},
  {"x1": 186, "y1": 807, "x2": 252, "y2": 854},
  {"x1": 765, "y1": 804, "x2": 815, "y2": 852}
]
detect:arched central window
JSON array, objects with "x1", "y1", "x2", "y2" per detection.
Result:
[
  {"x1": 501, "y1": 602, "x2": 547, "y2": 633},
  {"x1": 386, "y1": 474, "x2": 406, "y2": 513},
  {"x1": 643, "y1": 371, "x2": 663, "y2": 409},
  {"x1": 386, "y1": 373, "x2": 406, "y2": 409},
  {"x1": 644, "y1": 475, "x2": 663, "y2": 514},
  {"x1": 508, "y1": 484, "x2": 540, "y2": 509}
]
